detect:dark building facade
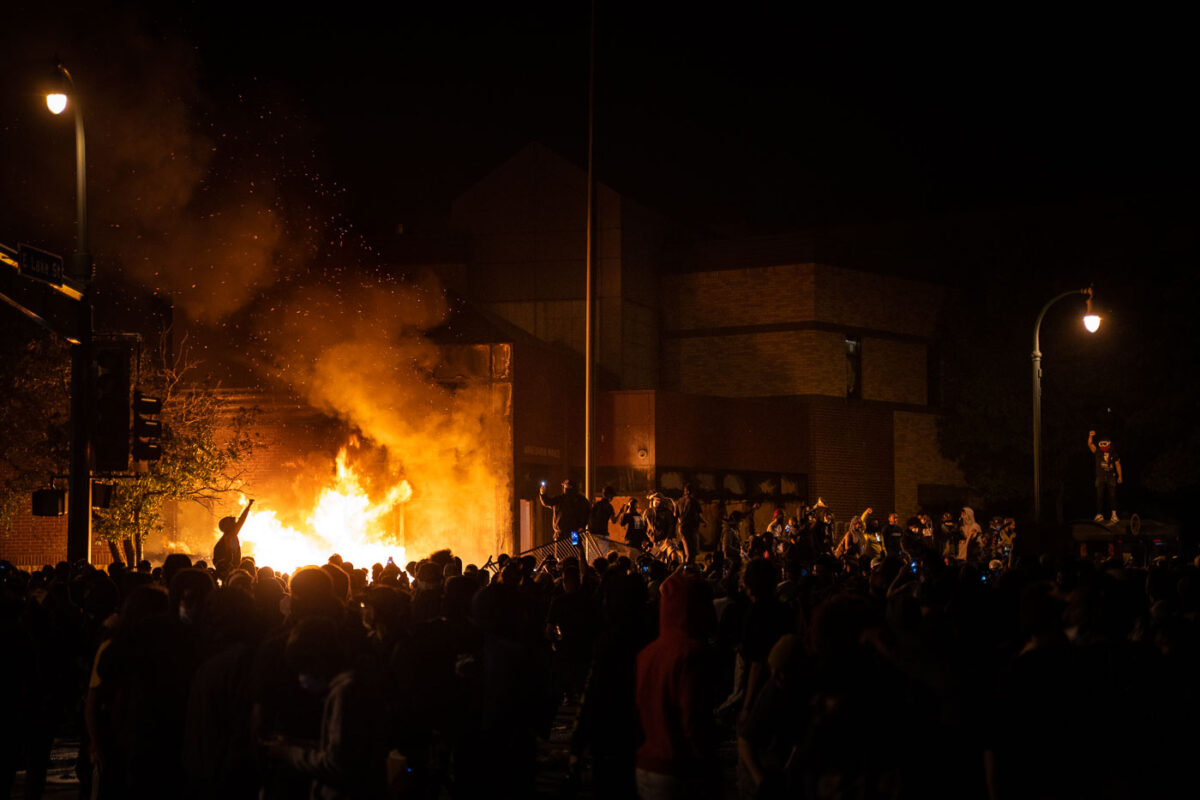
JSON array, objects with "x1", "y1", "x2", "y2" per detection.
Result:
[{"x1": 434, "y1": 143, "x2": 966, "y2": 549}]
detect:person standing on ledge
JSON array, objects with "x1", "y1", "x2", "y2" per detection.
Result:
[
  {"x1": 1088, "y1": 430, "x2": 1123, "y2": 523},
  {"x1": 213, "y1": 499, "x2": 253, "y2": 577},
  {"x1": 539, "y1": 479, "x2": 591, "y2": 557}
]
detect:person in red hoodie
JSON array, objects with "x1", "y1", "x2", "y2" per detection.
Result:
[{"x1": 635, "y1": 570, "x2": 721, "y2": 799}]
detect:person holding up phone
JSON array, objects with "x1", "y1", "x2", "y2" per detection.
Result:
[{"x1": 539, "y1": 478, "x2": 591, "y2": 556}]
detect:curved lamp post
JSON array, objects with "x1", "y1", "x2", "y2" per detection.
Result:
[
  {"x1": 1032, "y1": 286, "x2": 1100, "y2": 522},
  {"x1": 46, "y1": 61, "x2": 90, "y2": 281},
  {"x1": 47, "y1": 58, "x2": 95, "y2": 563}
]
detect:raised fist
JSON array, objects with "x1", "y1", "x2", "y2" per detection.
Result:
[{"x1": 1088, "y1": 430, "x2": 1096, "y2": 437}]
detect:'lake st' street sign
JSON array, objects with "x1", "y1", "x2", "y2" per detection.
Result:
[{"x1": 17, "y1": 243, "x2": 64, "y2": 286}]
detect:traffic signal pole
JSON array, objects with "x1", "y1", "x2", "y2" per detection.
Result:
[
  {"x1": 67, "y1": 300, "x2": 93, "y2": 563},
  {"x1": 66, "y1": 80, "x2": 93, "y2": 564}
]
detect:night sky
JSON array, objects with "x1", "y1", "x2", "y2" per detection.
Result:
[
  {"x1": 4, "y1": 4, "x2": 1195, "y2": 256},
  {"x1": 191, "y1": 4, "x2": 1198, "y2": 240}
]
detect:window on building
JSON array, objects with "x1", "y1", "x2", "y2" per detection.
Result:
[{"x1": 846, "y1": 335, "x2": 862, "y2": 399}]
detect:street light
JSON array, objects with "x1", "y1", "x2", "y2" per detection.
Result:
[
  {"x1": 46, "y1": 59, "x2": 90, "y2": 282},
  {"x1": 1032, "y1": 285, "x2": 1099, "y2": 523},
  {"x1": 45, "y1": 57, "x2": 95, "y2": 563}
]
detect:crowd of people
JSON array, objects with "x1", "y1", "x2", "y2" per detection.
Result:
[
  {"x1": 543, "y1": 477, "x2": 1020, "y2": 572},
  {"x1": 2, "y1": 487, "x2": 1197, "y2": 799}
]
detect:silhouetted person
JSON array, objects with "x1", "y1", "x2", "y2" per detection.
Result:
[
  {"x1": 539, "y1": 479, "x2": 590, "y2": 559},
  {"x1": 213, "y1": 500, "x2": 253, "y2": 578},
  {"x1": 675, "y1": 483, "x2": 703, "y2": 563},
  {"x1": 618, "y1": 498, "x2": 649, "y2": 550},
  {"x1": 587, "y1": 485, "x2": 618, "y2": 537},
  {"x1": 262, "y1": 616, "x2": 388, "y2": 799},
  {"x1": 635, "y1": 571, "x2": 720, "y2": 799}
]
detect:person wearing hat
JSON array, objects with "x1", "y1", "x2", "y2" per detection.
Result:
[
  {"x1": 937, "y1": 511, "x2": 960, "y2": 562},
  {"x1": 539, "y1": 478, "x2": 592, "y2": 547},
  {"x1": 588, "y1": 485, "x2": 618, "y2": 538},
  {"x1": 645, "y1": 492, "x2": 678, "y2": 545},
  {"x1": 213, "y1": 499, "x2": 253, "y2": 578},
  {"x1": 675, "y1": 483, "x2": 703, "y2": 563},
  {"x1": 1087, "y1": 430, "x2": 1123, "y2": 523}
]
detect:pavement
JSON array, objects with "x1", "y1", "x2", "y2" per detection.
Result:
[
  {"x1": 12, "y1": 705, "x2": 741, "y2": 799},
  {"x1": 9, "y1": 739, "x2": 80, "y2": 799}
]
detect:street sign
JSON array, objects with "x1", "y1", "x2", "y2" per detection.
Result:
[{"x1": 17, "y1": 243, "x2": 64, "y2": 285}]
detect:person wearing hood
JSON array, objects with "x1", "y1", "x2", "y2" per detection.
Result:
[
  {"x1": 635, "y1": 571, "x2": 720, "y2": 799},
  {"x1": 957, "y1": 507, "x2": 982, "y2": 563},
  {"x1": 834, "y1": 516, "x2": 868, "y2": 560}
]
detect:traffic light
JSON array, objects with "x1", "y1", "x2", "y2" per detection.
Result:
[
  {"x1": 93, "y1": 341, "x2": 132, "y2": 472},
  {"x1": 32, "y1": 488, "x2": 66, "y2": 517},
  {"x1": 132, "y1": 389, "x2": 164, "y2": 461}
]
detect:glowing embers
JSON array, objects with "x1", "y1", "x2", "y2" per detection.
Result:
[{"x1": 236, "y1": 445, "x2": 411, "y2": 573}]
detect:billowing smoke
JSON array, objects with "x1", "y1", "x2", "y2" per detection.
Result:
[
  {"x1": 250, "y1": 274, "x2": 512, "y2": 565},
  {"x1": 5, "y1": 8, "x2": 512, "y2": 566}
]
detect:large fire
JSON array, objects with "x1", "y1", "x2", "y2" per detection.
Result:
[{"x1": 233, "y1": 446, "x2": 412, "y2": 574}]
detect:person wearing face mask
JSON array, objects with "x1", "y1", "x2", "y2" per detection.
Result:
[{"x1": 262, "y1": 616, "x2": 389, "y2": 799}]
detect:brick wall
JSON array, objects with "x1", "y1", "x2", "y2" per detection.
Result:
[
  {"x1": 862, "y1": 337, "x2": 927, "y2": 405},
  {"x1": 663, "y1": 329, "x2": 844, "y2": 396},
  {"x1": 812, "y1": 263, "x2": 943, "y2": 339},
  {"x1": 892, "y1": 410, "x2": 966, "y2": 518},
  {"x1": 807, "y1": 400, "x2": 895, "y2": 517},
  {"x1": 0, "y1": 514, "x2": 113, "y2": 570},
  {"x1": 662, "y1": 263, "x2": 817, "y2": 330},
  {"x1": 662, "y1": 263, "x2": 939, "y2": 403}
]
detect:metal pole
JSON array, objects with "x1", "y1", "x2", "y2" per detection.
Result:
[
  {"x1": 63, "y1": 62, "x2": 94, "y2": 563},
  {"x1": 583, "y1": 0, "x2": 596, "y2": 501},
  {"x1": 1031, "y1": 288, "x2": 1089, "y2": 523},
  {"x1": 67, "y1": 313, "x2": 93, "y2": 563}
]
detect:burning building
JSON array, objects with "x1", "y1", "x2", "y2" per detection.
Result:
[{"x1": 0, "y1": 143, "x2": 969, "y2": 570}]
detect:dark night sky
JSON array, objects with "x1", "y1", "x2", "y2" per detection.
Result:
[
  {"x1": 4, "y1": 3, "x2": 1195, "y2": 254},
  {"x1": 1, "y1": 3, "x2": 1195, "y2": 315},
  {"x1": 199, "y1": 4, "x2": 1196, "y2": 235}
]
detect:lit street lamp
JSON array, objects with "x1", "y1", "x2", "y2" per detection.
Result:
[
  {"x1": 46, "y1": 58, "x2": 95, "y2": 563},
  {"x1": 1032, "y1": 285, "x2": 1099, "y2": 523}
]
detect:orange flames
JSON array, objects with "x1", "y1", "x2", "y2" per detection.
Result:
[{"x1": 234, "y1": 445, "x2": 412, "y2": 573}]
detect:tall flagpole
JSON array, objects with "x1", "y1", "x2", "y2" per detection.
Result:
[{"x1": 583, "y1": 0, "x2": 596, "y2": 501}]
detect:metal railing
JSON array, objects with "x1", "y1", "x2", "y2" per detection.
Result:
[{"x1": 483, "y1": 531, "x2": 653, "y2": 573}]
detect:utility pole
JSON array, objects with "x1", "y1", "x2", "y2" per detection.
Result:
[{"x1": 583, "y1": 0, "x2": 597, "y2": 501}]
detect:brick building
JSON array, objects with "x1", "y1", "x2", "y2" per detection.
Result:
[
  {"x1": 428, "y1": 143, "x2": 968, "y2": 548},
  {"x1": 1, "y1": 143, "x2": 969, "y2": 566}
]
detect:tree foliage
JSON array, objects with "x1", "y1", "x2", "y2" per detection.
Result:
[
  {"x1": 92, "y1": 332, "x2": 257, "y2": 545},
  {"x1": 0, "y1": 320, "x2": 256, "y2": 545},
  {"x1": 0, "y1": 319, "x2": 70, "y2": 530}
]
